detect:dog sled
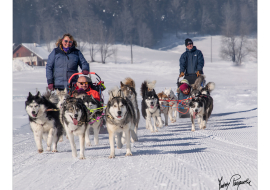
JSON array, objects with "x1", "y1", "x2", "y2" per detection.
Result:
[
  {"x1": 176, "y1": 75, "x2": 206, "y2": 118},
  {"x1": 68, "y1": 72, "x2": 107, "y2": 134}
]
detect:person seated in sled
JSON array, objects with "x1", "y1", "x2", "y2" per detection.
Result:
[
  {"x1": 177, "y1": 80, "x2": 191, "y2": 108},
  {"x1": 71, "y1": 76, "x2": 100, "y2": 102},
  {"x1": 179, "y1": 38, "x2": 204, "y2": 85}
]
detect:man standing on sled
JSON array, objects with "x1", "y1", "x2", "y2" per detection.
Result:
[{"x1": 179, "y1": 38, "x2": 205, "y2": 85}]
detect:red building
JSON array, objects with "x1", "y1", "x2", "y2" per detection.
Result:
[{"x1": 13, "y1": 43, "x2": 50, "y2": 66}]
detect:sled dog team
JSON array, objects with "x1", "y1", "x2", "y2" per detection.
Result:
[{"x1": 25, "y1": 76, "x2": 215, "y2": 159}]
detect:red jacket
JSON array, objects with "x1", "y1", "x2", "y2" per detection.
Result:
[{"x1": 72, "y1": 86, "x2": 101, "y2": 102}]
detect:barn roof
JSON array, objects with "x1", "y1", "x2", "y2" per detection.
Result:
[{"x1": 19, "y1": 43, "x2": 50, "y2": 60}]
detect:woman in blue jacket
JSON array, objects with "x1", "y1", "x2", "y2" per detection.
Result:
[
  {"x1": 46, "y1": 33, "x2": 89, "y2": 91},
  {"x1": 179, "y1": 38, "x2": 204, "y2": 85}
]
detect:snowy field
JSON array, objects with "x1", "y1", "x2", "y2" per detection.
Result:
[{"x1": 12, "y1": 36, "x2": 258, "y2": 189}]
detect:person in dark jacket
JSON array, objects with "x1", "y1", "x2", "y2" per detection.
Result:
[
  {"x1": 179, "y1": 38, "x2": 204, "y2": 84},
  {"x1": 46, "y1": 33, "x2": 89, "y2": 91}
]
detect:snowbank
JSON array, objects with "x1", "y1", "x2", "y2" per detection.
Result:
[{"x1": 13, "y1": 59, "x2": 34, "y2": 72}]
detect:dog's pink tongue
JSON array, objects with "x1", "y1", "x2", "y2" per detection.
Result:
[
  {"x1": 193, "y1": 112, "x2": 196, "y2": 119},
  {"x1": 73, "y1": 118, "x2": 78, "y2": 125}
]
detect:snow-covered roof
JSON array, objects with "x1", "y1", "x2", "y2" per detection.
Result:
[{"x1": 21, "y1": 43, "x2": 50, "y2": 60}]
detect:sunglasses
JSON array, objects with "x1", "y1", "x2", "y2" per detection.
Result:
[
  {"x1": 187, "y1": 43, "x2": 193, "y2": 46},
  {"x1": 63, "y1": 40, "x2": 73, "y2": 44},
  {"x1": 78, "y1": 82, "x2": 88, "y2": 85}
]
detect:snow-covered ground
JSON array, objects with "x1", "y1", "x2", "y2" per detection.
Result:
[{"x1": 13, "y1": 36, "x2": 257, "y2": 189}]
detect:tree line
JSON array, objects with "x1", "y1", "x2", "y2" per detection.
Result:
[{"x1": 13, "y1": 0, "x2": 257, "y2": 64}]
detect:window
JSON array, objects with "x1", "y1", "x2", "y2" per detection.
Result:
[{"x1": 16, "y1": 53, "x2": 19, "y2": 57}]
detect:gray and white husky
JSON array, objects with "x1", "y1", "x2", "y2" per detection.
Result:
[
  {"x1": 190, "y1": 75, "x2": 215, "y2": 98},
  {"x1": 141, "y1": 80, "x2": 163, "y2": 132},
  {"x1": 56, "y1": 88, "x2": 70, "y2": 141},
  {"x1": 164, "y1": 88, "x2": 177, "y2": 123},
  {"x1": 62, "y1": 97, "x2": 89, "y2": 159},
  {"x1": 105, "y1": 87, "x2": 136, "y2": 158},
  {"x1": 120, "y1": 77, "x2": 140, "y2": 142},
  {"x1": 82, "y1": 95, "x2": 103, "y2": 146},
  {"x1": 25, "y1": 92, "x2": 63, "y2": 153}
]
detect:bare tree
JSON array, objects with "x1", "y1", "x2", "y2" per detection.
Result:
[
  {"x1": 137, "y1": 22, "x2": 153, "y2": 47},
  {"x1": 98, "y1": 26, "x2": 115, "y2": 64},
  {"x1": 246, "y1": 38, "x2": 257, "y2": 60},
  {"x1": 201, "y1": 6, "x2": 215, "y2": 34},
  {"x1": 118, "y1": 5, "x2": 134, "y2": 63}
]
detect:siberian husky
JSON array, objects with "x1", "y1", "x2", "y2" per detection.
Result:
[
  {"x1": 56, "y1": 88, "x2": 70, "y2": 141},
  {"x1": 25, "y1": 92, "x2": 63, "y2": 153},
  {"x1": 164, "y1": 88, "x2": 177, "y2": 123},
  {"x1": 156, "y1": 92, "x2": 169, "y2": 127},
  {"x1": 120, "y1": 77, "x2": 140, "y2": 142},
  {"x1": 105, "y1": 87, "x2": 136, "y2": 158},
  {"x1": 82, "y1": 95, "x2": 103, "y2": 146},
  {"x1": 189, "y1": 95, "x2": 213, "y2": 131},
  {"x1": 62, "y1": 97, "x2": 89, "y2": 159},
  {"x1": 190, "y1": 75, "x2": 215, "y2": 97},
  {"x1": 140, "y1": 80, "x2": 163, "y2": 132}
]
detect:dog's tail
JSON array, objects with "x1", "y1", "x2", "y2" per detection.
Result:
[
  {"x1": 147, "y1": 80, "x2": 156, "y2": 91},
  {"x1": 205, "y1": 82, "x2": 215, "y2": 93},
  {"x1": 122, "y1": 77, "x2": 135, "y2": 88},
  {"x1": 140, "y1": 81, "x2": 148, "y2": 98},
  {"x1": 192, "y1": 75, "x2": 206, "y2": 90}
]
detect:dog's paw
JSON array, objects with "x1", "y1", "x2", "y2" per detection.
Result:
[
  {"x1": 125, "y1": 152, "x2": 132, "y2": 156},
  {"x1": 59, "y1": 136, "x2": 63, "y2": 142},
  {"x1": 52, "y1": 149, "x2": 58, "y2": 152},
  {"x1": 191, "y1": 129, "x2": 195, "y2": 132},
  {"x1": 202, "y1": 126, "x2": 206, "y2": 129},
  {"x1": 72, "y1": 153, "x2": 77, "y2": 158},
  {"x1": 86, "y1": 142, "x2": 91, "y2": 147},
  {"x1": 165, "y1": 124, "x2": 168, "y2": 127},
  {"x1": 46, "y1": 147, "x2": 51, "y2": 151},
  {"x1": 155, "y1": 129, "x2": 158, "y2": 132},
  {"x1": 79, "y1": 156, "x2": 86, "y2": 160},
  {"x1": 38, "y1": 149, "x2": 43, "y2": 153},
  {"x1": 109, "y1": 154, "x2": 115, "y2": 159},
  {"x1": 131, "y1": 137, "x2": 138, "y2": 142}
]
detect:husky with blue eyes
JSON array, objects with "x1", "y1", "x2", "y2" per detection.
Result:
[
  {"x1": 141, "y1": 80, "x2": 163, "y2": 132},
  {"x1": 25, "y1": 91, "x2": 63, "y2": 154}
]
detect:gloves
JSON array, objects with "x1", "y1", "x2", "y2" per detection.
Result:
[
  {"x1": 48, "y1": 84, "x2": 54, "y2": 91},
  {"x1": 179, "y1": 72, "x2": 185, "y2": 78},
  {"x1": 196, "y1": 71, "x2": 201, "y2": 77},
  {"x1": 82, "y1": 70, "x2": 89, "y2": 75}
]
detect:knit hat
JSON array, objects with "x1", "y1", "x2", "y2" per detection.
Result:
[
  {"x1": 185, "y1": 38, "x2": 193, "y2": 46},
  {"x1": 180, "y1": 79, "x2": 189, "y2": 85},
  {"x1": 180, "y1": 83, "x2": 190, "y2": 92}
]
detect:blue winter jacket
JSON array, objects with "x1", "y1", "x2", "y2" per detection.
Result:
[
  {"x1": 46, "y1": 46, "x2": 89, "y2": 89},
  {"x1": 179, "y1": 46, "x2": 204, "y2": 75}
]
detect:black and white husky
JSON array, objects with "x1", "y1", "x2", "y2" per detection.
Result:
[
  {"x1": 189, "y1": 95, "x2": 213, "y2": 131},
  {"x1": 141, "y1": 80, "x2": 163, "y2": 132},
  {"x1": 25, "y1": 92, "x2": 63, "y2": 153},
  {"x1": 82, "y1": 95, "x2": 103, "y2": 146},
  {"x1": 62, "y1": 97, "x2": 89, "y2": 159},
  {"x1": 164, "y1": 88, "x2": 177, "y2": 123},
  {"x1": 105, "y1": 87, "x2": 136, "y2": 158},
  {"x1": 120, "y1": 77, "x2": 140, "y2": 142}
]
